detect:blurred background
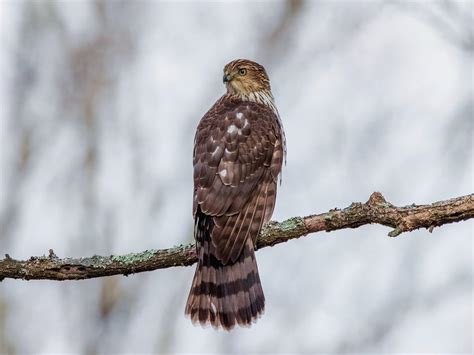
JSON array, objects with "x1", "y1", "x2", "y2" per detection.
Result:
[{"x1": 0, "y1": 0, "x2": 472, "y2": 353}]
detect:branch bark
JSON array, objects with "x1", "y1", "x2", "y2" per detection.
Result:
[{"x1": 1, "y1": 192, "x2": 472, "y2": 281}]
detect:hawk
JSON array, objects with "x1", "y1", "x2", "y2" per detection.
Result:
[{"x1": 185, "y1": 59, "x2": 285, "y2": 330}]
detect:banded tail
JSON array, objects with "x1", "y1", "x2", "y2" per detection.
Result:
[{"x1": 185, "y1": 211, "x2": 265, "y2": 330}]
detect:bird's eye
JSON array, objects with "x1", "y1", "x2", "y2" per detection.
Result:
[{"x1": 239, "y1": 68, "x2": 247, "y2": 76}]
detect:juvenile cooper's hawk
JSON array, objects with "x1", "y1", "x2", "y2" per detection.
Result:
[{"x1": 185, "y1": 59, "x2": 285, "y2": 330}]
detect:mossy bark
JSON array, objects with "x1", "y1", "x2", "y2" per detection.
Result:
[{"x1": 1, "y1": 192, "x2": 472, "y2": 281}]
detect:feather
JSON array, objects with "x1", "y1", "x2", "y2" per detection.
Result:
[{"x1": 187, "y1": 69, "x2": 284, "y2": 329}]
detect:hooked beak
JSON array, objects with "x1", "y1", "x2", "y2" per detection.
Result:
[{"x1": 223, "y1": 73, "x2": 233, "y2": 83}]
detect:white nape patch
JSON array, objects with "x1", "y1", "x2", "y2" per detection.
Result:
[
  {"x1": 236, "y1": 112, "x2": 243, "y2": 119},
  {"x1": 227, "y1": 124, "x2": 238, "y2": 134},
  {"x1": 239, "y1": 90, "x2": 278, "y2": 115},
  {"x1": 219, "y1": 169, "x2": 227, "y2": 177}
]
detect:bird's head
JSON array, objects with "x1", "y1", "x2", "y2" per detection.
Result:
[{"x1": 223, "y1": 59, "x2": 271, "y2": 96}]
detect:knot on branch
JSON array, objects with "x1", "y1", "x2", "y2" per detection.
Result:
[{"x1": 367, "y1": 192, "x2": 388, "y2": 206}]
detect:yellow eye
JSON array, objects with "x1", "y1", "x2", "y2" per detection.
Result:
[{"x1": 239, "y1": 68, "x2": 247, "y2": 76}]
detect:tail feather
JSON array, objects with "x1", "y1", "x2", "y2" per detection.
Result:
[{"x1": 185, "y1": 212, "x2": 265, "y2": 330}]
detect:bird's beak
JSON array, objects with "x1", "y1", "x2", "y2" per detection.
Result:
[{"x1": 223, "y1": 73, "x2": 233, "y2": 83}]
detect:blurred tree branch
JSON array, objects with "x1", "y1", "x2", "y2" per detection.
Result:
[
  {"x1": 394, "y1": 0, "x2": 473, "y2": 51},
  {"x1": 1, "y1": 192, "x2": 472, "y2": 282}
]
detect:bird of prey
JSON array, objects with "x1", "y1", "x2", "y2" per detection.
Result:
[{"x1": 185, "y1": 59, "x2": 285, "y2": 330}]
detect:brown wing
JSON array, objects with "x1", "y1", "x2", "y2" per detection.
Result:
[{"x1": 193, "y1": 96, "x2": 284, "y2": 265}]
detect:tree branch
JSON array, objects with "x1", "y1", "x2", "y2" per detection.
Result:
[{"x1": 1, "y1": 192, "x2": 472, "y2": 281}]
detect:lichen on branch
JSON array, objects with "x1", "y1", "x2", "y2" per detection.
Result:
[{"x1": 1, "y1": 192, "x2": 472, "y2": 281}]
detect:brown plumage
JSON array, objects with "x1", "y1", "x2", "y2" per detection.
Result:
[{"x1": 185, "y1": 59, "x2": 285, "y2": 330}]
